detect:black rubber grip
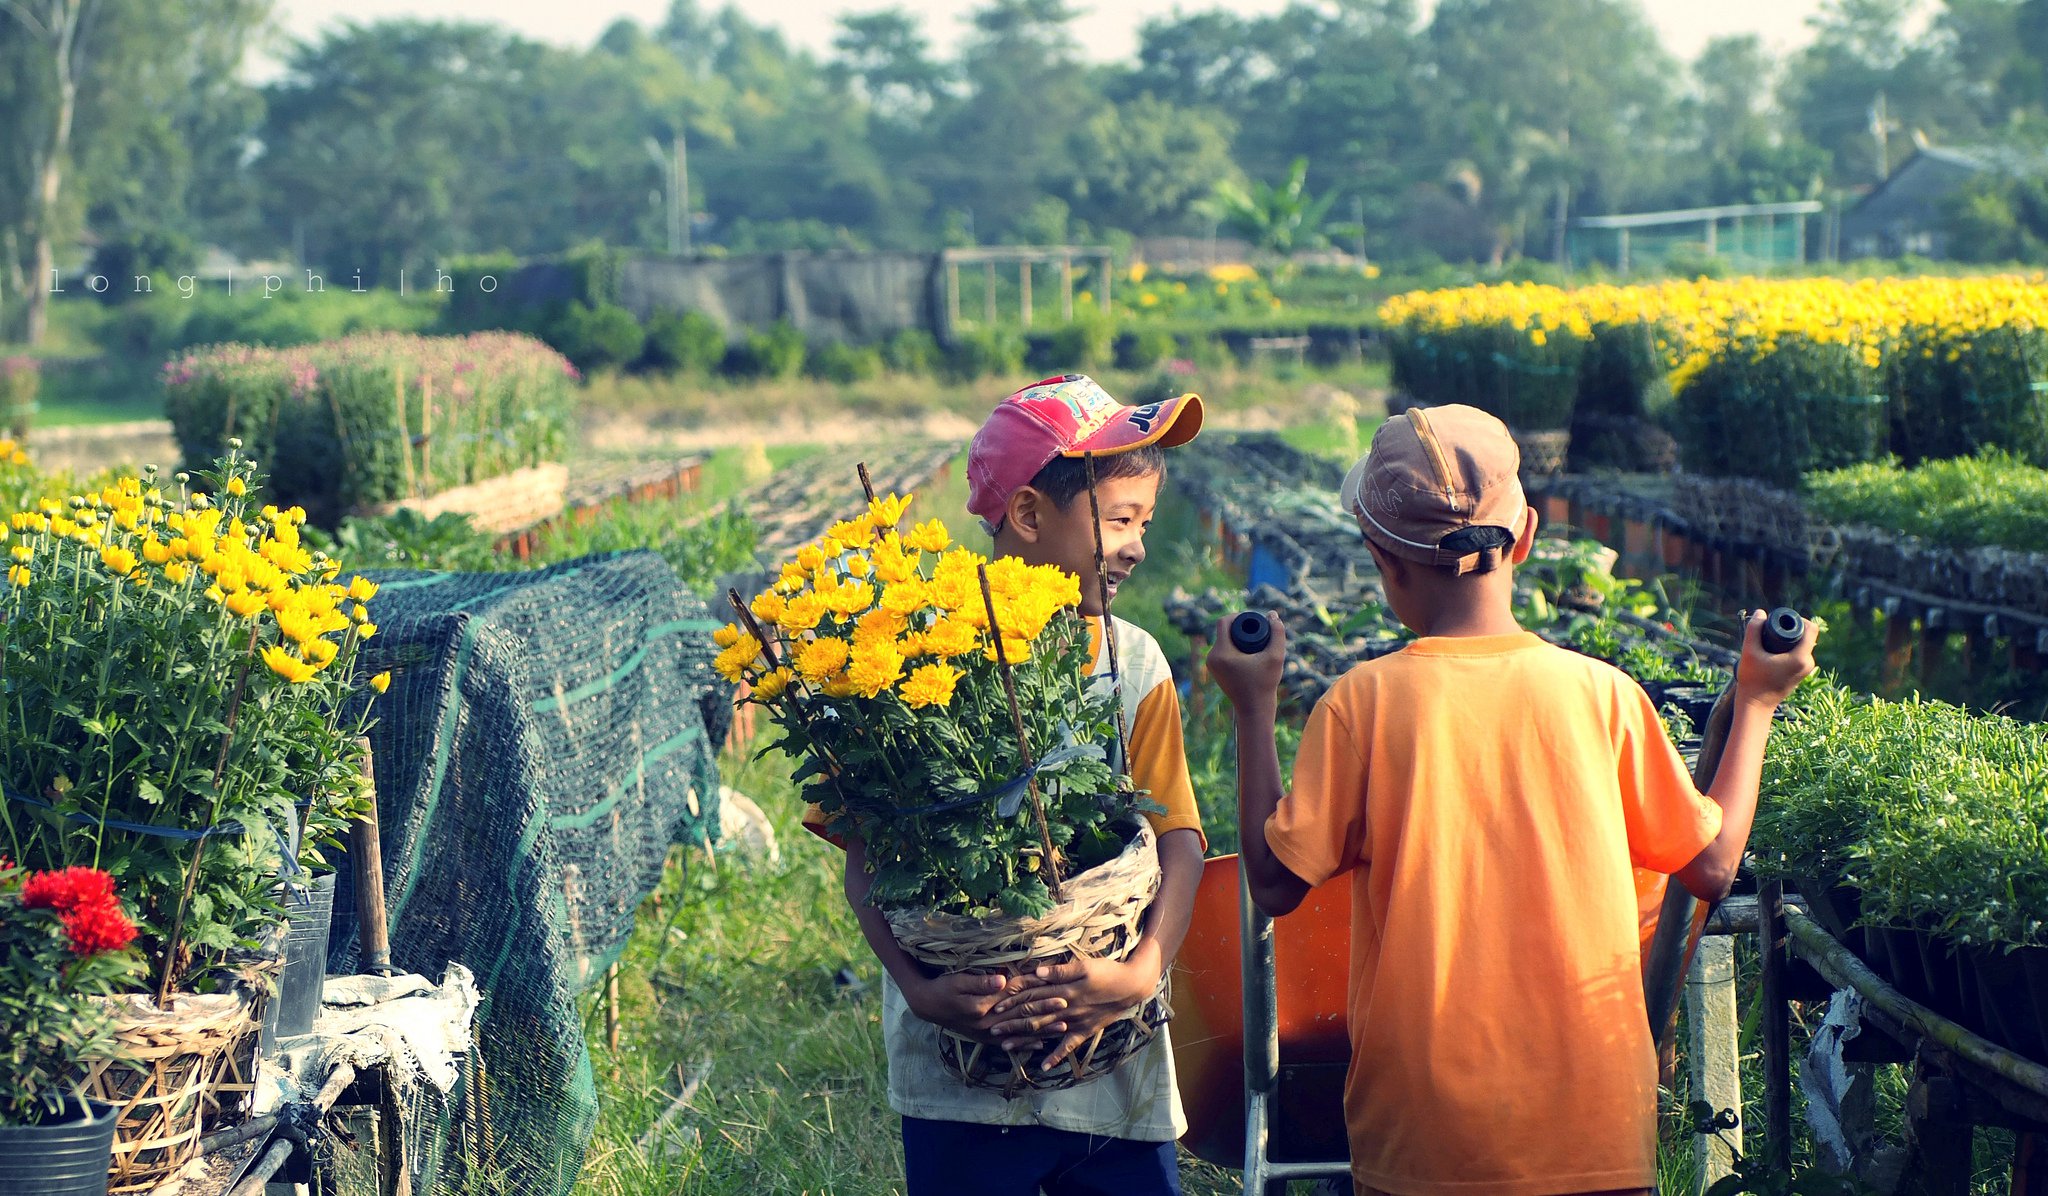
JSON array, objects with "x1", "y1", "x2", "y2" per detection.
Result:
[
  {"x1": 1760, "y1": 607, "x2": 1806, "y2": 655},
  {"x1": 1229, "y1": 611, "x2": 1272, "y2": 654}
]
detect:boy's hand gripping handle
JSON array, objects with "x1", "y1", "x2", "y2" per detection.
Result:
[{"x1": 1228, "y1": 611, "x2": 1272, "y2": 655}]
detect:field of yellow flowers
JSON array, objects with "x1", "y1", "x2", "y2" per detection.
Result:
[{"x1": 1379, "y1": 275, "x2": 2048, "y2": 485}]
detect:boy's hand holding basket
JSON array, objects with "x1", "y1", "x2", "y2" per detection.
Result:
[{"x1": 713, "y1": 491, "x2": 1169, "y2": 1093}]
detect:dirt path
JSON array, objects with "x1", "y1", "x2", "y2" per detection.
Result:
[{"x1": 581, "y1": 403, "x2": 1310, "y2": 453}]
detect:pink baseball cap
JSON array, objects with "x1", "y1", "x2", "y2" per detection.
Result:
[{"x1": 966, "y1": 374, "x2": 1203, "y2": 532}]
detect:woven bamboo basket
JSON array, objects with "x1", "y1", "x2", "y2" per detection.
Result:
[
  {"x1": 79, "y1": 988, "x2": 261, "y2": 1194},
  {"x1": 885, "y1": 818, "x2": 1169, "y2": 1095},
  {"x1": 1512, "y1": 429, "x2": 1571, "y2": 479}
]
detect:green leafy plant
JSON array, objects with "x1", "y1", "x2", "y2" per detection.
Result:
[
  {"x1": 0, "y1": 863, "x2": 147, "y2": 1123},
  {"x1": 544, "y1": 302, "x2": 645, "y2": 373},
  {"x1": 319, "y1": 509, "x2": 500, "y2": 572},
  {"x1": 640, "y1": 308, "x2": 727, "y2": 374},
  {"x1": 805, "y1": 341, "x2": 883, "y2": 384},
  {"x1": 0, "y1": 449, "x2": 387, "y2": 992},
  {"x1": 881, "y1": 328, "x2": 939, "y2": 375},
  {"x1": 1803, "y1": 451, "x2": 2048, "y2": 554},
  {"x1": 730, "y1": 320, "x2": 808, "y2": 380},
  {"x1": 717, "y1": 499, "x2": 1140, "y2": 918},
  {"x1": 1753, "y1": 681, "x2": 2048, "y2": 947},
  {"x1": 943, "y1": 327, "x2": 1027, "y2": 381}
]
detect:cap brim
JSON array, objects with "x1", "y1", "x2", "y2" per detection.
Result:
[{"x1": 1060, "y1": 393, "x2": 1203, "y2": 457}]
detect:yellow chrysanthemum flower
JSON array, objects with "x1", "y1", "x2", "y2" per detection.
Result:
[
  {"x1": 163, "y1": 561, "x2": 191, "y2": 585},
  {"x1": 261, "y1": 644, "x2": 318, "y2": 684},
  {"x1": 753, "y1": 666, "x2": 792, "y2": 701},
  {"x1": 347, "y1": 576, "x2": 379, "y2": 601},
  {"x1": 713, "y1": 622, "x2": 743, "y2": 648},
  {"x1": 226, "y1": 477, "x2": 247, "y2": 496},
  {"x1": 851, "y1": 643, "x2": 909, "y2": 700},
  {"x1": 713, "y1": 634, "x2": 765, "y2": 683},
  {"x1": 780, "y1": 593, "x2": 827, "y2": 633},
  {"x1": 854, "y1": 607, "x2": 908, "y2": 646},
  {"x1": 7, "y1": 564, "x2": 29, "y2": 588},
  {"x1": 899, "y1": 662, "x2": 964, "y2": 710},
  {"x1": 983, "y1": 636, "x2": 1033, "y2": 665},
  {"x1": 370, "y1": 671, "x2": 392, "y2": 694},
  {"x1": 920, "y1": 616, "x2": 979, "y2": 659},
  {"x1": 225, "y1": 591, "x2": 267, "y2": 619},
  {"x1": 904, "y1": 518, "x2": 951, "y2": 554},
  {"x1": 795, "y1": 636, "x2": 851, "y2": 685},
  {"x1": 868, "y1": 493, "x2": 912, "y2": 530},
  {"x1": 9, "y1": 544, "x2": 29, "y2": 562},
  {"x1": 100, "y1": 546, "x2": 138, "y2": 577},
  {"x1": 822, "y1": 672, "x2": 858, "y2": 699},
  {"x1": 749, "y1": 590, "x2": 785, "y2": 626},
  {"x1": 879, "y1": 580, "x2": 928, "y2": 617}
]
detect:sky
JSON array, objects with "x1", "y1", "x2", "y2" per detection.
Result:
[{"x1": 257, "y1": 0, "x2": 1845, "y2": 75}]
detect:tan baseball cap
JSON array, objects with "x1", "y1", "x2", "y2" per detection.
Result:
[{"x1": 1340, "y1": 404, "x2": 1529, "y2": 575}]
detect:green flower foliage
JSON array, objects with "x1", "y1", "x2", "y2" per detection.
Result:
[{"x1": 1803, "y1": 451, "x2": 2048, "y2": 554}]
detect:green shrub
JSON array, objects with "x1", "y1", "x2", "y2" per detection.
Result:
[
  {"x1": 1802, "y1": 451, "x2": 2048, "y2": 553},
  {"x1": 805, "y1": 341, "x2": 883, "y2": 384},
  {"x1": 545, "y1": 302, "x2": 644, "y2": 373},
  {"x1": 1031, "y1": 318, "x2": 1115, "y2": 374},
  {"x1": 1574, "y1": 320, "x2": 1670, "y2": 421},
  {"x1": 1889, "y1": 321, "x2": 2048, "y2": 465},
  {"x1": 640, "y1": 308, "x2": 727, "y2": 374},
  {"x1": 1670, "y1": 335, "x2": 1889, "y2": 486},
  {"x1": 944, "y1": 327, "x2": 1026, "y2": 380},
  {"x1": 726, "y1": 319, "x2": 808, "y2": 379},
  {"x1": 1384, "y1": 322, "x2": 1582, "y2": 431},
  {"x1": 163, "y1": 332, "x2": 578, "y2": 527},
  {"x1": 1117, "y1": 327, "x2": 1180, "y2": 372},
  {"x1": 1753, "y1": 681, "x2": 2048, "y2": 947},
  {"x1": 881, "y1": 328, "x2": 939, "y2": 375}
]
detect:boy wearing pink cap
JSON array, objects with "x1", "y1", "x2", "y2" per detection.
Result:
[{"x1": 807, "y1": 374, "x2": 1207, "y2": 1195}]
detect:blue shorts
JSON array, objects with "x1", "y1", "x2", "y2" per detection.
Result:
[{"x1": 900, "y1": 1116, "x2": 1181, "y2": 1196}]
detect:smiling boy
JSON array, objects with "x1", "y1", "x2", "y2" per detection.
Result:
[{"x1": 808, "y1": 374, "x2": 1207, "y2": 1195}]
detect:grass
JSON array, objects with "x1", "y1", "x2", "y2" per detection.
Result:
[{"x1": 574, "y1": 748, "x2": 1248, "y2": 1196}]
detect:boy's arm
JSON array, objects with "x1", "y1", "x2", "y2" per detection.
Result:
[
  {"x1": 841, "y1": 831, "x2": 1024, "y2": 1043},
  {"x1": 1207, "y1": 616, "x2": 1312, "y2": 915},
  {"x1": 988, "y1": 828, "x2": 1201, "y2": 1066},
  {"x1": 1673, "y1": 611, "x2": 1818, "y2": 901}
]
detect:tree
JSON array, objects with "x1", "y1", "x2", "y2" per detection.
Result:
[
  {"x1": 1426, "y1": 0, "x2": 1677, "y2": 263},
  {"x1": 934, "y1": 0, "x2": 1094, "y2": 240},
  {"x1": 831, "y1": 8, "x2": 949, "y2": 120},
  {"x1": 1684, "y1": 36, "x2": 1827, "y2": 204},
  {"x1": 1783, "y1": 0, "x2": 1978, "y2": 184},
  {"x1": 1195, "y1": 157, "x2": 1338, "y2": 256},
  {"x1": 1060, "y1": 95, "x2": 1238, "y2": 233}
]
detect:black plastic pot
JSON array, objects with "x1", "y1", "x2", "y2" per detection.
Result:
[
  {"x1": 0, "y1": 1099, "x2": 118, "y2": 1195},
  {"x1": 1791, "y1": 875, "x2": 1862, "y2": 945},
  {"x1": 1965, "y1": 943, "x2": 2045, "y2": 1063},
  {"x1": 1910, "y1": 931, "x2": 1972, "y2": 1026},
  {"x1": 259, "y1": 871, "x2": 337, "y2": 1051}
]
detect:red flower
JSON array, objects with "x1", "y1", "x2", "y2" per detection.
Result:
[
  {"x1": 59, "y1": 901, "x2": 138, "y2": 956},
  {"x1": 20, "y1": 867, "x2": 116, "y2": 913}
]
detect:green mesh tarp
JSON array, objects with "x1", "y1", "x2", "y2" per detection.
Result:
[{"x1": 327, "y1": 551, "x2": 729, "y2": 1195}]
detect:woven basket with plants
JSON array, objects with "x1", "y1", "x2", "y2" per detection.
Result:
[
  {"x1": 712, "y1": 488, "x2": 1169, "y2": 1094},
  {"x1": 0, "y1": 442, "x2": 389, "y2": 1191}
]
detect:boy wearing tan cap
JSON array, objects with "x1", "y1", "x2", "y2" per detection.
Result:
[{"x1": 1207, "y1": 405, "x2": 1816, "y2": 1195}]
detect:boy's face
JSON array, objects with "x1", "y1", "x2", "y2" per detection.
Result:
[{"x1": 1004, "y1": 469, "x2": 1161, "y2": 618}]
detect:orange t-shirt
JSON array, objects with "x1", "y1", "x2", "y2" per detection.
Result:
[{"x1": 1264, "y1": 632, "x2": 1720, "y2": 1196}]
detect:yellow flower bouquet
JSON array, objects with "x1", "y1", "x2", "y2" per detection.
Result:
[
  {"x1": 716, "y1": 490, "x2": 1171, "y2": 1090},
  {"x1": 716, "y1": 492, "x2": 1149, "y2": 919}
]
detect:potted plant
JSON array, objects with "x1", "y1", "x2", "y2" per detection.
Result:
[
  {"x1": 0, "y1": 861, "x2": 145, "y2": 1196},
  {"x1": 714, "y1": 493, "x2": 1166, "y2": 1091},
  {"x1": 0, "y1": 444, "x2": 388, "y2": 1190}
]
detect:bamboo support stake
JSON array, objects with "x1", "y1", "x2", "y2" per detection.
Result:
[
  {"x1": 606, "y1": 962, "x2": 621, "y2": 1052},
  {"x1": 857, "y1": 462, "x2": 877, "y2": 506},
  {"x1": 351, "y1": 737, "x2": 395, "y2": 977},
  {"x1": 1081, "y1": 452, "x2": 1132, "y2": 768},
  {"x1": 978, "y1": 564, "x2": 1063, "y2": 901}
]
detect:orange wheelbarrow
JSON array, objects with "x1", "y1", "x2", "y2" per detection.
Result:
[{"x1": 1171, "y1": 854, "x2": 1354, "y2": 1193}]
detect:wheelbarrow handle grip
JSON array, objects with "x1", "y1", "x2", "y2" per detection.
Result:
[
  {"x1": 1228, "y1": 610, "x2": 1272, "y2": 655},
  {"x1": 1759, "y1": 607, "x2": 1807, "y2": 656}
]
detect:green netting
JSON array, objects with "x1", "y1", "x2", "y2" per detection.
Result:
[
  {"x1": 326, "y1": 551, "x2": 730, "y2": 1195},
  {"x1": 1568, "y1": 217, "x2": 1809, "y2": 273}
]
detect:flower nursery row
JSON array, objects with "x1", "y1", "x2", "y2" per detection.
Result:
[
  {"x1": 162, "y1": 331, "x2": 579, "y2": 527},
  {"x1": 1802, "y1": 451, "x2": 2048, "y2": 555},
  {"x1": 0, "y1": 446, "x2": 390, "y2": 1188},
  {"x1": 1751, "y1": 680, "x2": 2048, "y2": 1062},
  {"x1": 1379, "y1": 275, "x2": 2048, "y2": 486}
]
